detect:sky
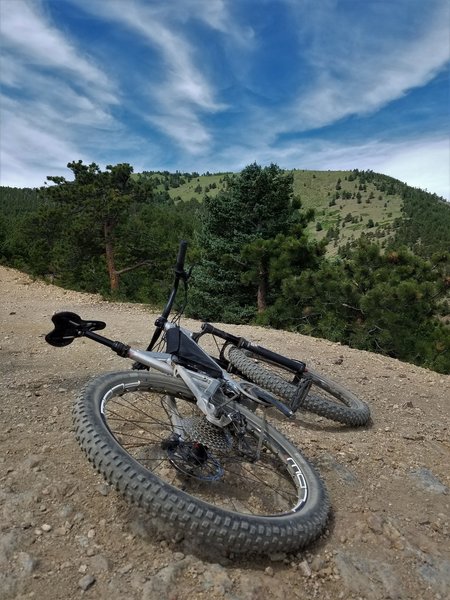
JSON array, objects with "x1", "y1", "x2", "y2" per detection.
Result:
[{"x1": 1, "y1": 0, "x2": 449, "y2": 199}]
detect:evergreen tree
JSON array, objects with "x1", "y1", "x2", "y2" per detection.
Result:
[
  {"x1": 188, "y1": 163, "x2": 317, "y2": 322},
  {"x1": 266, "y1": 240, "x2": 449, "y2": 372},
  {"x1": 41, "y1": 161, "x2": 154, "y2": 293}
]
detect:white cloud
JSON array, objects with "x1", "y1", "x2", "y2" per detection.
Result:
[
  {"x1": 367, "y1": 138, "x2": 450, "y2": 200},
  {"x1": 0, "y1": 96, "x2": 84, "y2": 187},
  {"x1": 73, "y1": 0, "x2": 228, "y2": 154},
  {"x1": 0, "y1": 0, "x2": 447, "y2": 199},
  {"x1": 301, "y1": 138, "x2": 450, "y2": 201},
  {"x1": 0, "y1": 0, "x2": 114, "y2": 97},
  {"x1": 174, "y1": 0, "x2": 254, "y2": 45},
  {"x1": 0, "y1": 0, "x2": 129, "y2": 186},
  {"x1": 289, "y1": 1, "x2": 450, "y2": 130}
]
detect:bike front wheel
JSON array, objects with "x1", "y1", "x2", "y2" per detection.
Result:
[
  {"x1": 73, "y1": 371, "x2": 329, "y2": 554},
  {"x1": 228, "y1": 347, "x2": 371, "y2": 427}
]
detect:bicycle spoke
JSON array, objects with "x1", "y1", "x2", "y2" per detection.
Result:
[
  {"x1": 219, "y1": 461, "x2": 296, "y2": 505},
  {"x1": 110, "y1": 396, "x2": 169, "y2": 425},
  {"x1": 101, "y1": 387, "x2": 303, "y2": 516},
  {"x1": 107, "y1": 409, "x2": 171, "y2": 442}
]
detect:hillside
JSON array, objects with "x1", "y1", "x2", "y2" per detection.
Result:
[
  {"x1": 291, "y1": 170, "x2": 403, "y2": 254},
  {"x1": 1, "y1": 265, "x2": 449, "y2": 600},
  {"x1": 2, "y1": 170, "x2": 448, "y2": 259},
  {"x1": 135, "y1": 169, "x2": 449, "y2": 256}
]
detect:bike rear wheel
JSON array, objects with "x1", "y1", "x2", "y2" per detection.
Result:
[
  {"x1": 228, "y1": 347, "x2": 371, "y2": 427},
  {"x1": 73, "y1": 371, "x2": 329, "y2": 553}
]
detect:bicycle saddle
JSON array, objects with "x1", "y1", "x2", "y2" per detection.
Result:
[{"x1": 45, "y1": 311, "x2": 106, "y2": 347}]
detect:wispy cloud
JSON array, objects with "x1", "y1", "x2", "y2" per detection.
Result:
[
  {"x1": 0, "y1": 0, "x2": 448, "y2": 197},
  {"x1": 73, "y1": 0, "x2": 231, "y2": 154},
  {"x1": 1, "y1": 0, "x2": 114, "y2": 98},
  {"x1": 0, "y1": 0, "x2": 128, "y2": 185},
  {"x1": 158, "y1": 0, "x2": 254, "y2": 45},
  {"x1": 284, "y1": 0, "x2": 450, "y2": 130},
  {"x1": 0, "y1": 94, "x2": 83, "y2": 186}
]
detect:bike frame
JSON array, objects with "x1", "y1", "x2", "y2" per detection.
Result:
[{"x1": 46, "y1": 241, "x2": 309, "y2": 425}]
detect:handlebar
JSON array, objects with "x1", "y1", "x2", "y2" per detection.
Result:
[{"x1": 200, "y1": 322, "x2": 306, "y2": 375}]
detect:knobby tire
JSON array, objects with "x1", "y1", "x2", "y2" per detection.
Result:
[
  {"x1": 73, "y1": 371, "x2": 329, "y2": 554},
  {"x1": 228, "y1": 347, "x2": 371, "y2": 427}
]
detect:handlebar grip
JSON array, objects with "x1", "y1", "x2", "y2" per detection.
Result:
[{"x1": 175, "y1": 240, "x2": 188, "y2": 273}]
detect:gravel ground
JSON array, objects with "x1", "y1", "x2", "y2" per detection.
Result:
[{"x1": 1, "y1": 265, "x2": 449, "y2": 600}]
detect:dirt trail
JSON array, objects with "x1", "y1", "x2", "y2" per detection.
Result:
[{"x1": 1, "y1": 265, "x2": 449, "y2": 600}]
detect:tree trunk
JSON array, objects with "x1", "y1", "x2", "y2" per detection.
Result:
[
  {"x1": 104, "y1": 220, "x2": 119, "y2": 292},
  {"x1": 257, "y1": 261, "x2": 268, "y2": 314}
]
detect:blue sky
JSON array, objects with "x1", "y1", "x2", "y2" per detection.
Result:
[{"x1": 1, "y1": 0, "x2": 449, "y2": 198}]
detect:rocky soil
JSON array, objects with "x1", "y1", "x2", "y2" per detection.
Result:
[{"x1": 1, "y1": 265, "x2": 449, "y2": 600}]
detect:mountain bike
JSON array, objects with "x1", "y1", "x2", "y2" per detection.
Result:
[{"x1": 45, "y1": 241, "x2": 369, "y2": 553}]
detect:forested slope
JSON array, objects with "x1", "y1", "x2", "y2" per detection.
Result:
[{"x1": 1, "y1": 164, "x2": 449, "y2": 373}]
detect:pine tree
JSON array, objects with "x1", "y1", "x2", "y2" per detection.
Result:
[
  {"x1": 41, "y1": 161, "x2": 154, "y2": 293},
  {"x1": 188, "y1": 163, "x2": 317, "y2": 322}
]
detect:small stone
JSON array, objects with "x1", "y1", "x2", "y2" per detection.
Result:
[
  {"x1": 382, "y1": 521, "x2": 402, "y2": 542},
  {"x1": 59, "y1": 505, "x2": 74, "y2": 519},
  {"x1": 367, "y1": 514, "x2": 384, "y2": 534},
  {"x1": 23, "y1": 455, "x2": 42, "y2": 470},
  {"x1": 299, "y1": 560, "x2": 312, "y2": 577},
  {"x1": 89, "y1": 555, "x2": 112, "y2": 573},
  {"x1": 265, "y1": 566, "x2": 274, "y2": 576},
  {"x1": 173, "y1": 552, "x2": 185, "y2": 561},
  {"x1": 17, "y1": 552, "x2": 38, "y2": 574},
  {"x1": 410, "y1": 468, "x2": 449, "y2": 494},
  {"x1": 269, "y1": 552, "x2": 286, "y2": 562},
  {"x1": 118, "y1": 563, "x2": 133, "y2": 574},
  {"x1": 311, "y1": 556, "x2": 327, "y2": 571},
  {"x1": 202, "y1": 563, "x2": 233, "y2": 593},
  {"x1": 96, "y1": 484, "x2": 110, "y2": 497},
  {"x1": 78, "y1": 574, "x2": 95, "y2": 591},
  {"x1": 41, "y1": 524, "x2": 52, "y2": 532},
  {"x1": 321, "y1": 566, "x2": 334, "y2": 577},
  {"x1": 402, "y1": 432, "x2": 424, "y2": 441}
]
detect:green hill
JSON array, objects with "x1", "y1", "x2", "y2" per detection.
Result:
[
  {"x1": 2, "y1": 168, "x2": 448, "y2": 262},
  {"x1": 291, "y1": 169, "x2": 404, "y2": 254},
  {"x1": 137, "y1": 169, "x2": 428, "y2": 255}
]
